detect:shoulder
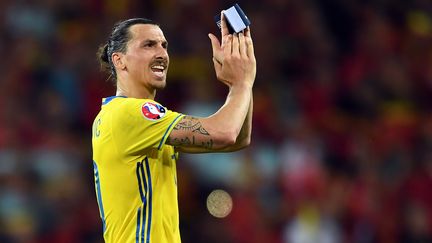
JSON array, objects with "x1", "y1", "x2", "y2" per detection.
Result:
[{"x1": 111, "y1": 98, "x2": 171, "y2": 123}]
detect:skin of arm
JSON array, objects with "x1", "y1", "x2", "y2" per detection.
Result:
[
  {"x1": 167, "y1": 93, "x2": 253, "y2": 153},
  {"x1": 233, "y1": 94, "x2": 253, "y2": 149},
  {"x1": 166, "y1": 14, "x2": 256, "y2": 153}
]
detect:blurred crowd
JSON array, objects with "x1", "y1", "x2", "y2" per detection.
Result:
[{"x1": 0, "y1": 0, "x2": 432, "y2": 242}]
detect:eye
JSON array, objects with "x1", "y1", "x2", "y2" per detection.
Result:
[
  {"x1": 141, "y1": 41, "x2": 156, "y2": 48},
  {"x1": 162, "y1": 42, "x2": 168, "y2": 49},
  {"x1": 144, "y1": 42, "x2": 153, "y2": 47}
]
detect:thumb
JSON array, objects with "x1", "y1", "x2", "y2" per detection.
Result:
[
  {"x1": 212, "y1": 58, "x2": 229, "y2": 86},
  {"x1": 208, "y1": 33, "x2": 221, "y2": 54},
  {"x1": 208, "y1": 33, "x2": 223, "y2": 64}
]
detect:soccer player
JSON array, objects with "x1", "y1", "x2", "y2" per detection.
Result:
[{"x1": 92, "y1": 13, "x2": 255, "y2": 243}]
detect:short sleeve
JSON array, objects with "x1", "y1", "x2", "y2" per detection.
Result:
[{"x1": 111, "y1": 98, "x2": 184, "y2": 156}]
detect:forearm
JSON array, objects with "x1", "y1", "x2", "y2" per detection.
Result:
[
  {"x1": 175, "y1": 89, "x2": 252, "y2": 153},
  {"x1": 167, "y1": 83, "x2": 252, "y2": 153},
  {"x1": 201, "y1": 83, "x2": 252, "y2": 144},
  {"x1": 217, "y1": 90, "x2": 252, "y2": 151},
  {"x1": 236, "y1": 93, "x2": 253, "y2": 145}
]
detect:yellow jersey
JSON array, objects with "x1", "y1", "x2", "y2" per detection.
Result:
[{"x1": 92, "y1": 96, "x2": 185, "y2": 243}]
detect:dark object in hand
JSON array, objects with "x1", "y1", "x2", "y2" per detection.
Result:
[{"x1": 214, "y1": 3, "x2": 251, "y2": 34}]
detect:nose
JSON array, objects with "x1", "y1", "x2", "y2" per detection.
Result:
[{"x1": 155, "y1": 44, "x2": 168, "y2": 59}]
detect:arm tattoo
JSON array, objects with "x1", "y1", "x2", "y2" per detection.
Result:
[
  {"x1": 173, "y1": 116, "x2": 209, "y2": 135},
  {"x1": 167, "y1": 116, "x2": 213, "y2": 149},
  {"x1": 167, "y1": 136, "x2": 214, "y2": 149},
  {"x1": 167, "y1": 137, "x2": 192, "y2": 146}
]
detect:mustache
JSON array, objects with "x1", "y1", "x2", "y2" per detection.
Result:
[{"x1": 150, "y1": 58, "x2": 168, "y2": 67}]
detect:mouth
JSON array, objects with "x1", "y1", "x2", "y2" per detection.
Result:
[{"x1": 150, "y1": 61, "x2": 167, "y2": 79}]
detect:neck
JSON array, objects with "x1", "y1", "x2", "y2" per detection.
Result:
[{"x1": 116, "y1": 79, "x2": 156, "y2": 100}]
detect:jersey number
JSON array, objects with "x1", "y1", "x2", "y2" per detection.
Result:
[{"x1": 93, "y1": 118, "x2": 101, "y2": 138}]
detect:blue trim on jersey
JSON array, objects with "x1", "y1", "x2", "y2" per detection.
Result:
[
  {"x1": 136, "y1": 207, "x2": 141, "y2": 243},
  {"x1": 158, "y1": 114, "x2": 183, "y2": 150},
  {"x1": 140, "y1": 163, "x2": 148, "y2": 197},
  {"x1": 144, "y1": 157, "x2": 153, "y2": 243},
  {"x1": 136, "y1": 163, "x2": 146, "y2": 203},
  {"x1": 93, "y1": 161, "x2": 106, "y2": 233},
  {"x1": 140, "y1": 162, "x2": 147, "y2": 243},
  {"x1": 102, "y1": 95, "x2": 127, "y2": 105},
  {"x1": 136, "y1": 160, "x2": 150, "y2": 243}
]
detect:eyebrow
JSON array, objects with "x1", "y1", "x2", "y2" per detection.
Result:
[{"x1": 140, "y1": 39, "x2": 168, "y2": 47}]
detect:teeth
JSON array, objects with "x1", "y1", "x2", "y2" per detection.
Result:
[{"x1": 152, "y1": 65, "x2": 165, "y2": 70}]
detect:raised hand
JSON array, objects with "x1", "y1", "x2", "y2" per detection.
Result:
[
  {"x1": 209, "y1": 13, "x2": 256, "y2": 88},
  {"x1": 209, "y1": 12, "x2": 230, "y2": 66}
]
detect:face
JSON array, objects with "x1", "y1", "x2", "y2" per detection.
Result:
[{"x1": 122, "y1": 24, "x2": 169, "y2": 90}]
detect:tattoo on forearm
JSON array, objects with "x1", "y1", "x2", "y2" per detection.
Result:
[
  {"x1": 167, "y1": 135, "x2": 214, "y2": 149},
  {"x1": 167, "y1": 137, "x2": 191, "y2": 146},
  {"x1": 174, "y1": 116, "x2": 210, "y2": 135},
  {"x1": 201, "y1": 139, "x2": 214, "y2": 149},
  {"x1": 167, "y1": 116, "x2": 213, "y2": 149}
]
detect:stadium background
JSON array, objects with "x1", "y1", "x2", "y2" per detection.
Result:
[{"x1": 0, "y1": 0, "x2": 432, "y2": 242}]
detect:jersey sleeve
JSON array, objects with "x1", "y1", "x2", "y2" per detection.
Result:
[{"x1": 111, "y1": 98, "x2": 184, "y2": 156}]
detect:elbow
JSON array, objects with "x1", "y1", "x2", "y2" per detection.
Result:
[
  {"x1": 242, "y1": 135, "x2": 252, "y2": 147},
  {"x1": 222, "y1": 131, "x2": 238, "y2": 147},
  {"x1": 214, "y1": 130, "x2": 238, "y2": 148},
  {"x1": 237, "y1": 135, "x2": 251, "y2": 150},
  {"x1": 214, "y1": 130, "x2": 252, "y2": 151}
]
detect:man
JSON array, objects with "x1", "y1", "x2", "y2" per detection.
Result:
[{"x1": 92, "y1": 13, "x2": 255, "y2": 243}]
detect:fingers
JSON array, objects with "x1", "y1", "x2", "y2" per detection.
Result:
[
  {"x1": 244, "y1": 26, "x2": 252, "y2": 38},
  {"x1": 220, "y1": 11, "x2": 229, "y2": 39},
  {"x1": 216, "y1": 26, "x2": 254, "y2": 62},
  {"x1": 244, "y1": 27, "x2": 255, "y2": 59},
  {"x1": 221, "y1": 32, "x2": 250, "y2": 59},
  {"x1": 238, "y1": 32, "x2": 246, "y2": 57},
  {"x1": 219, "y1": 11, "x2": 254, "y2": 59},
  {"x1": 232, "y1": 34, "x2": 240, "y2": 56},
  {"x1": 223, "y1": 34, "x2": 232, "y2": 57},
  {"x1": 209, "y1": 33, "x2": 225, "y2": 64},
  {"x1": 208, "y1": 33, "x2": 220, "y2": 56}
]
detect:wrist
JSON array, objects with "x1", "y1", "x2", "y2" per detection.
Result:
[{"x1": 230, "y1": 82, "x2": 253, "y2": 91}]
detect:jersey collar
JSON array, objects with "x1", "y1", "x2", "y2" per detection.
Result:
[{"x1": 102, "y1": 95, "x2": 127, "y2": 105}]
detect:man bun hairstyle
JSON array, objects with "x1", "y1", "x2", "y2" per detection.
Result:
[
  {"x1": 97, "y1": 18, "x2": 159, "y2": 83},
  {"x1": 99, "y1": 44, "x2": 110, "y2": 63}
]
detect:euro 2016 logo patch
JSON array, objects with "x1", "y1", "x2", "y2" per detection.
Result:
[{"x1": 141, "y1": 102, "x2": 166, "y2": 121}]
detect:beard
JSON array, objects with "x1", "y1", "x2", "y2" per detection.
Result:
[{"x1": 149, "y1": 78, "x2": 167, "y2": 91}]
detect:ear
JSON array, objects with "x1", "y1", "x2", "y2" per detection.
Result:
[{"x1": 112, "y1": 52, "x2": 126, "y2": 70}]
